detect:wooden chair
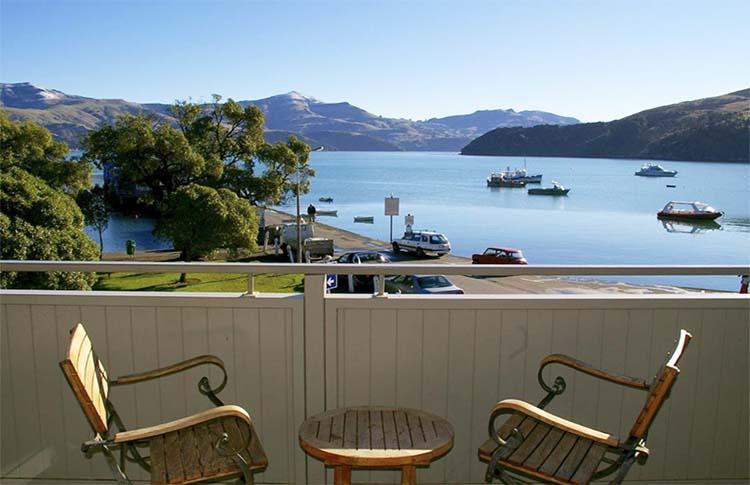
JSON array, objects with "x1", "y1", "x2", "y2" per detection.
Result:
[
  {"x1": 59, "y1": 323, "x2": 267, "y2": 484},
  {"x1": 479, "y1": 329, "x2": 692, "y2": 484}
]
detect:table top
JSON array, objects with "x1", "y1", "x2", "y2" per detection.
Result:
[{"x1": 298, "y1": 406, "x2": 454, "y2": 467}]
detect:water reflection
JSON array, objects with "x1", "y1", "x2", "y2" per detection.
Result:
[{"x1": 661, "y1": 219, "x2": 722, "y2": 234}]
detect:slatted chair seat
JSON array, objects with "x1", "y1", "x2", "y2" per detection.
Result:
[
  {"x1": 479, "y1": 330, "x2": 692, "y2": 484},
  {"x1": 478, "y1": 411, "x2": 609, "y2": 484},
  {"x1": 60, "y1": 323, "x2": 267, "y2": 484},
  {"x1": 147, "y1": 415, "x2": 267, "y2": 484}
]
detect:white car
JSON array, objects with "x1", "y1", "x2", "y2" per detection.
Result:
[{"x1": 392, "y1": 231, "x2": 451, "y2": 257}]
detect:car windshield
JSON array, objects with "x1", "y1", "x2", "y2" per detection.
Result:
[
  {"x1": 430, "y1": 235, "x2": 447, "y2": 244},
  {"x1": 417, "y1": 276, "x2": 451, "y2": 288},
  {"x1": 509, "y1": 251, "x2": 524, "y2": 259},
  {"x1": 336, "y1": 254, "x2": 350, "y2": 263},
  {"x1": 359, "y1": 253, "x2": 387, "y2": 263}
]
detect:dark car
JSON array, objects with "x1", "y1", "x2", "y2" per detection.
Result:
[
  {"x1": 328, "y1": 251, "x2": 391, "y2": 293},
  {"x1": 471, "y1": 247, "x2": 528, "y2": 265},
  {"x1": 385, "y1": 274, "x2": 464, "y2": 294}
]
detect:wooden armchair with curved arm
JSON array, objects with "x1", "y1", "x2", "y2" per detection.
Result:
[
  {"x1": 60, "y1": 323, "x2": 267, "y2": 484},
  {"x1": 478, "y1": 329, "x2": 692, "y2": 484}
]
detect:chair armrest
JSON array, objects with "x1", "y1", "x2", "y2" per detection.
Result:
[
  {"x1": 112, "y1": 355, "x2": 227, "y2": 406},
  {"x1": 491, "y1": 399, "x2": 620, "y2": 447},
  {"x1": 539, "y1": 354, "x2": 649, "y2": 392},
  {"x1": 113, "y1": 405, "x2": 252, "y2": 444}
]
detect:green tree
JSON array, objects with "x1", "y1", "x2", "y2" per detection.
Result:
[
  {"x1": 0, "y1": 110, "x2": 91, "y2": 194},
  {"x1": 77, "y1": 186, "x2": 110, "y2": 259},
  {"x1": 0, "y1": 167, "x2": 98, "y2": 290},
  {"x1": 171, "y1": 96, "x2": 315, "y2": 205},
  {"x1": 154, "y1": 184, "x2": 258, "y2": 282},
  {"x1": 83, "y1": 114, "x2": 216, "y2": 207}
]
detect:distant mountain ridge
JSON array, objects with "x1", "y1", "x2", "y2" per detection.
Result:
[
  {"x1": 461, "y1": 89, "x2": 750, "y2": 162},
  {"x1": 1, "y1": 82, "x2": 579, "y2": 151}
]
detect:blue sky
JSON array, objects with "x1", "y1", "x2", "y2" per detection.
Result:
[{"x1": 1, "y1": 0, "x2": 748, "y2": 122}]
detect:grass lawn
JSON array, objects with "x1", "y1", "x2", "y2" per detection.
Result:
[{"x1": 93, "y1": 272, "x2": 304, "y2": 293}]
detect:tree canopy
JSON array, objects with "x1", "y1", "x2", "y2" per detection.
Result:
[
  {"x1": 154, "y1": 184, "x2": 258, "y2": 263},
  {"x1": 0, "y1": 110, "x2": 91, "y2": 194},
  {"x1": 0, "y1": 166, "x2": 98, "y2": 289}
]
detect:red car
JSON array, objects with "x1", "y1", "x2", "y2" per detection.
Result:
[{"x1": 471, "y1": 247, "x2": 528, "y2": 265}]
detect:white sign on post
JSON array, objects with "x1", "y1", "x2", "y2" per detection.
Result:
[
  {"x1": 385, "y1": 196, "x2": 399, "y2": 216},
  {"x1": 405, "y1": 213, "x2": 414, "y2": 226}
]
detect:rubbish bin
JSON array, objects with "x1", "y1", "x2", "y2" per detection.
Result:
[{"x1": 126, "y1": 239, "x2": 136, "y2": 257}]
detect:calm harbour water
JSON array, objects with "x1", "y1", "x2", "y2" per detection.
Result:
[{"x1": 91, "y1": 152, "x2": 750, "y2": 290}]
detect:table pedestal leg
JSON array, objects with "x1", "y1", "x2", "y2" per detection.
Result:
[
  {"x1": 401, "y1": 465, "x2": 416, "y2": 485},
  {"x1": 334, "y1": 465, "x2": 351, "y2": 485}
]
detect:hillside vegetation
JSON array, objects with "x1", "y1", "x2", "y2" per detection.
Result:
[{"x1": 461, "y1": 89, "x2": 749, "y2": 162}]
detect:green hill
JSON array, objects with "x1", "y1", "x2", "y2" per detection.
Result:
[{"x1": 461, "y1": 89, "x2": 750, "y2": 162}]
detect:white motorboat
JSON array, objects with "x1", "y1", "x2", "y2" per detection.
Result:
[
  {"x1": 657, "y1": 201, "x2": 723, "y2": 221},
  {"x1": 635, "y1": 163, "x2": 677, "y2": 177}
]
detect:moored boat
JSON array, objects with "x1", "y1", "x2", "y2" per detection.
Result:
[
  {"x1": 657, "y1": 201, "x2": 723, "y2": 221},
  {"x1": 354, "y1": 216, "x2": 374, "y2": 223},
  {"x1": 636, "y1": 163, "x2": 677, "y2": 177},
  {"x1": 499, "y1": 166, "x2": 542, "y2": 183},
  {"x1": 528, "y1": 181, "x2": 570, "y2": 196},
  {"x1": 487, "y1": 173, "x2": 527, "y2": 187},
  {"x1": 319, "y1": 197, "x2": 334, "y2": 203},
  {"x1": 316, "y1": 210, "x2": 338, "y2": 217}
]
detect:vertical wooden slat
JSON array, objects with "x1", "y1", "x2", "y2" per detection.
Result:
[
  {"x1": 258, "y1": 307, "x2": 289, "y2": 483},
  {"x1": 343, "y1": 309, "x2": 371, "y2": 406},
  {"x1": 105, "y1": 306, "x2": 136, "y2": 427},
  {"x1": 595, "y1": 309, "x2": 629, "y2": 438},
  {"x1": 181, "y1": 307, "x2": 209, "y2": 416},
  {"x1": 711, "y1": 309, "x2": 749, "y2": 478},
  {"x1": 555, "y1": 438, "x2": 592, "y2": 480},
  {"x1": 663, "y1": 307, "x2": 703, "y2": 479},
  {"x1": 445, "y1": 309, "x2": 475, "y2": 483},
  {"x1": 687, "y1": 309, "x2": 725, "y2": 480},
  {"x1": 395, "y1": 309, "x2": 423, "y2": 408},
  {"x1": 207, "y1": 307, "x2": 236, "y2": 405},
  {"x1": 156, "y1": 307, "x2": 186, "y2": 421},
  {"x1": 522, "y1": 427, "x2": 565, "y2": 470},
  {"x1": 30, "y1": 304, "x2": 67, "y2": 478},
  {"x1": 549, "y1": 309, "x2": 579, "y2": 420},
  {"x1": 407, "y1": 410, "x2": 427, "y2": 448},
  {"x1": 0, "y1": 304, "x2": 20, "y2": 476},
  {"x1": 538, "y1": 432, "x2": 578, "y2": 476},
  {"x1": 420, "y1": 308, "x2": 451, "y2": 484},
  {"x1": 571, "y1": 309, "x2": 603, "y2": 427},
  {"x1": 5, "y1": 304, "x2": 42, "y2": 477},
  {"x1": 370, "y1": 309, "x2": 398, "y2": 406},
  {"x1": 469, "y1": 309, "x2": 503, "y2": 481}
]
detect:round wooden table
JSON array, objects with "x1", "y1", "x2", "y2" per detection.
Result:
[{"x1": 299, "y1": 406, "x2": 454, "y2": 485}]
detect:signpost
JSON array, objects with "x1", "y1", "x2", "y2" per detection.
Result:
[{"x1": 385, "y1": 195, "x2": 399, "y2": 242}]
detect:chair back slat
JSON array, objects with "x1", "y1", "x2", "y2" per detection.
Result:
[
  {"x1": 59, "y1": 323, "x2": 109, "y2": 434},
  {"x1": 629, "y1": 329, "x2": 692, "y2": 439}
]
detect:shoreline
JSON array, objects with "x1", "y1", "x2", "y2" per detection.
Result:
[{"x1": 100, "y1": 207, "x2": 719, "y2": 294}]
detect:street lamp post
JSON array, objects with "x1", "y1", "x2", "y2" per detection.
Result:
[{"x1": 295, "y1": 164, "x2": 302, "y2": 263}]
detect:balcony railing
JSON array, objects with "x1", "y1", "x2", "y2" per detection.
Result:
[{"x1": 1, "y1": 261, "x2": 748, "y2": 483}]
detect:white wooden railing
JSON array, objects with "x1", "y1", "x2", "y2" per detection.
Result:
[{"x1": 1, "y1": 261, "x2": 748, "y2": 484}]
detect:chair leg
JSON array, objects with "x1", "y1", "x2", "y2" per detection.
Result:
[{"x1": 102, "y1": 445, "x2": 132, "y2": 484}]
